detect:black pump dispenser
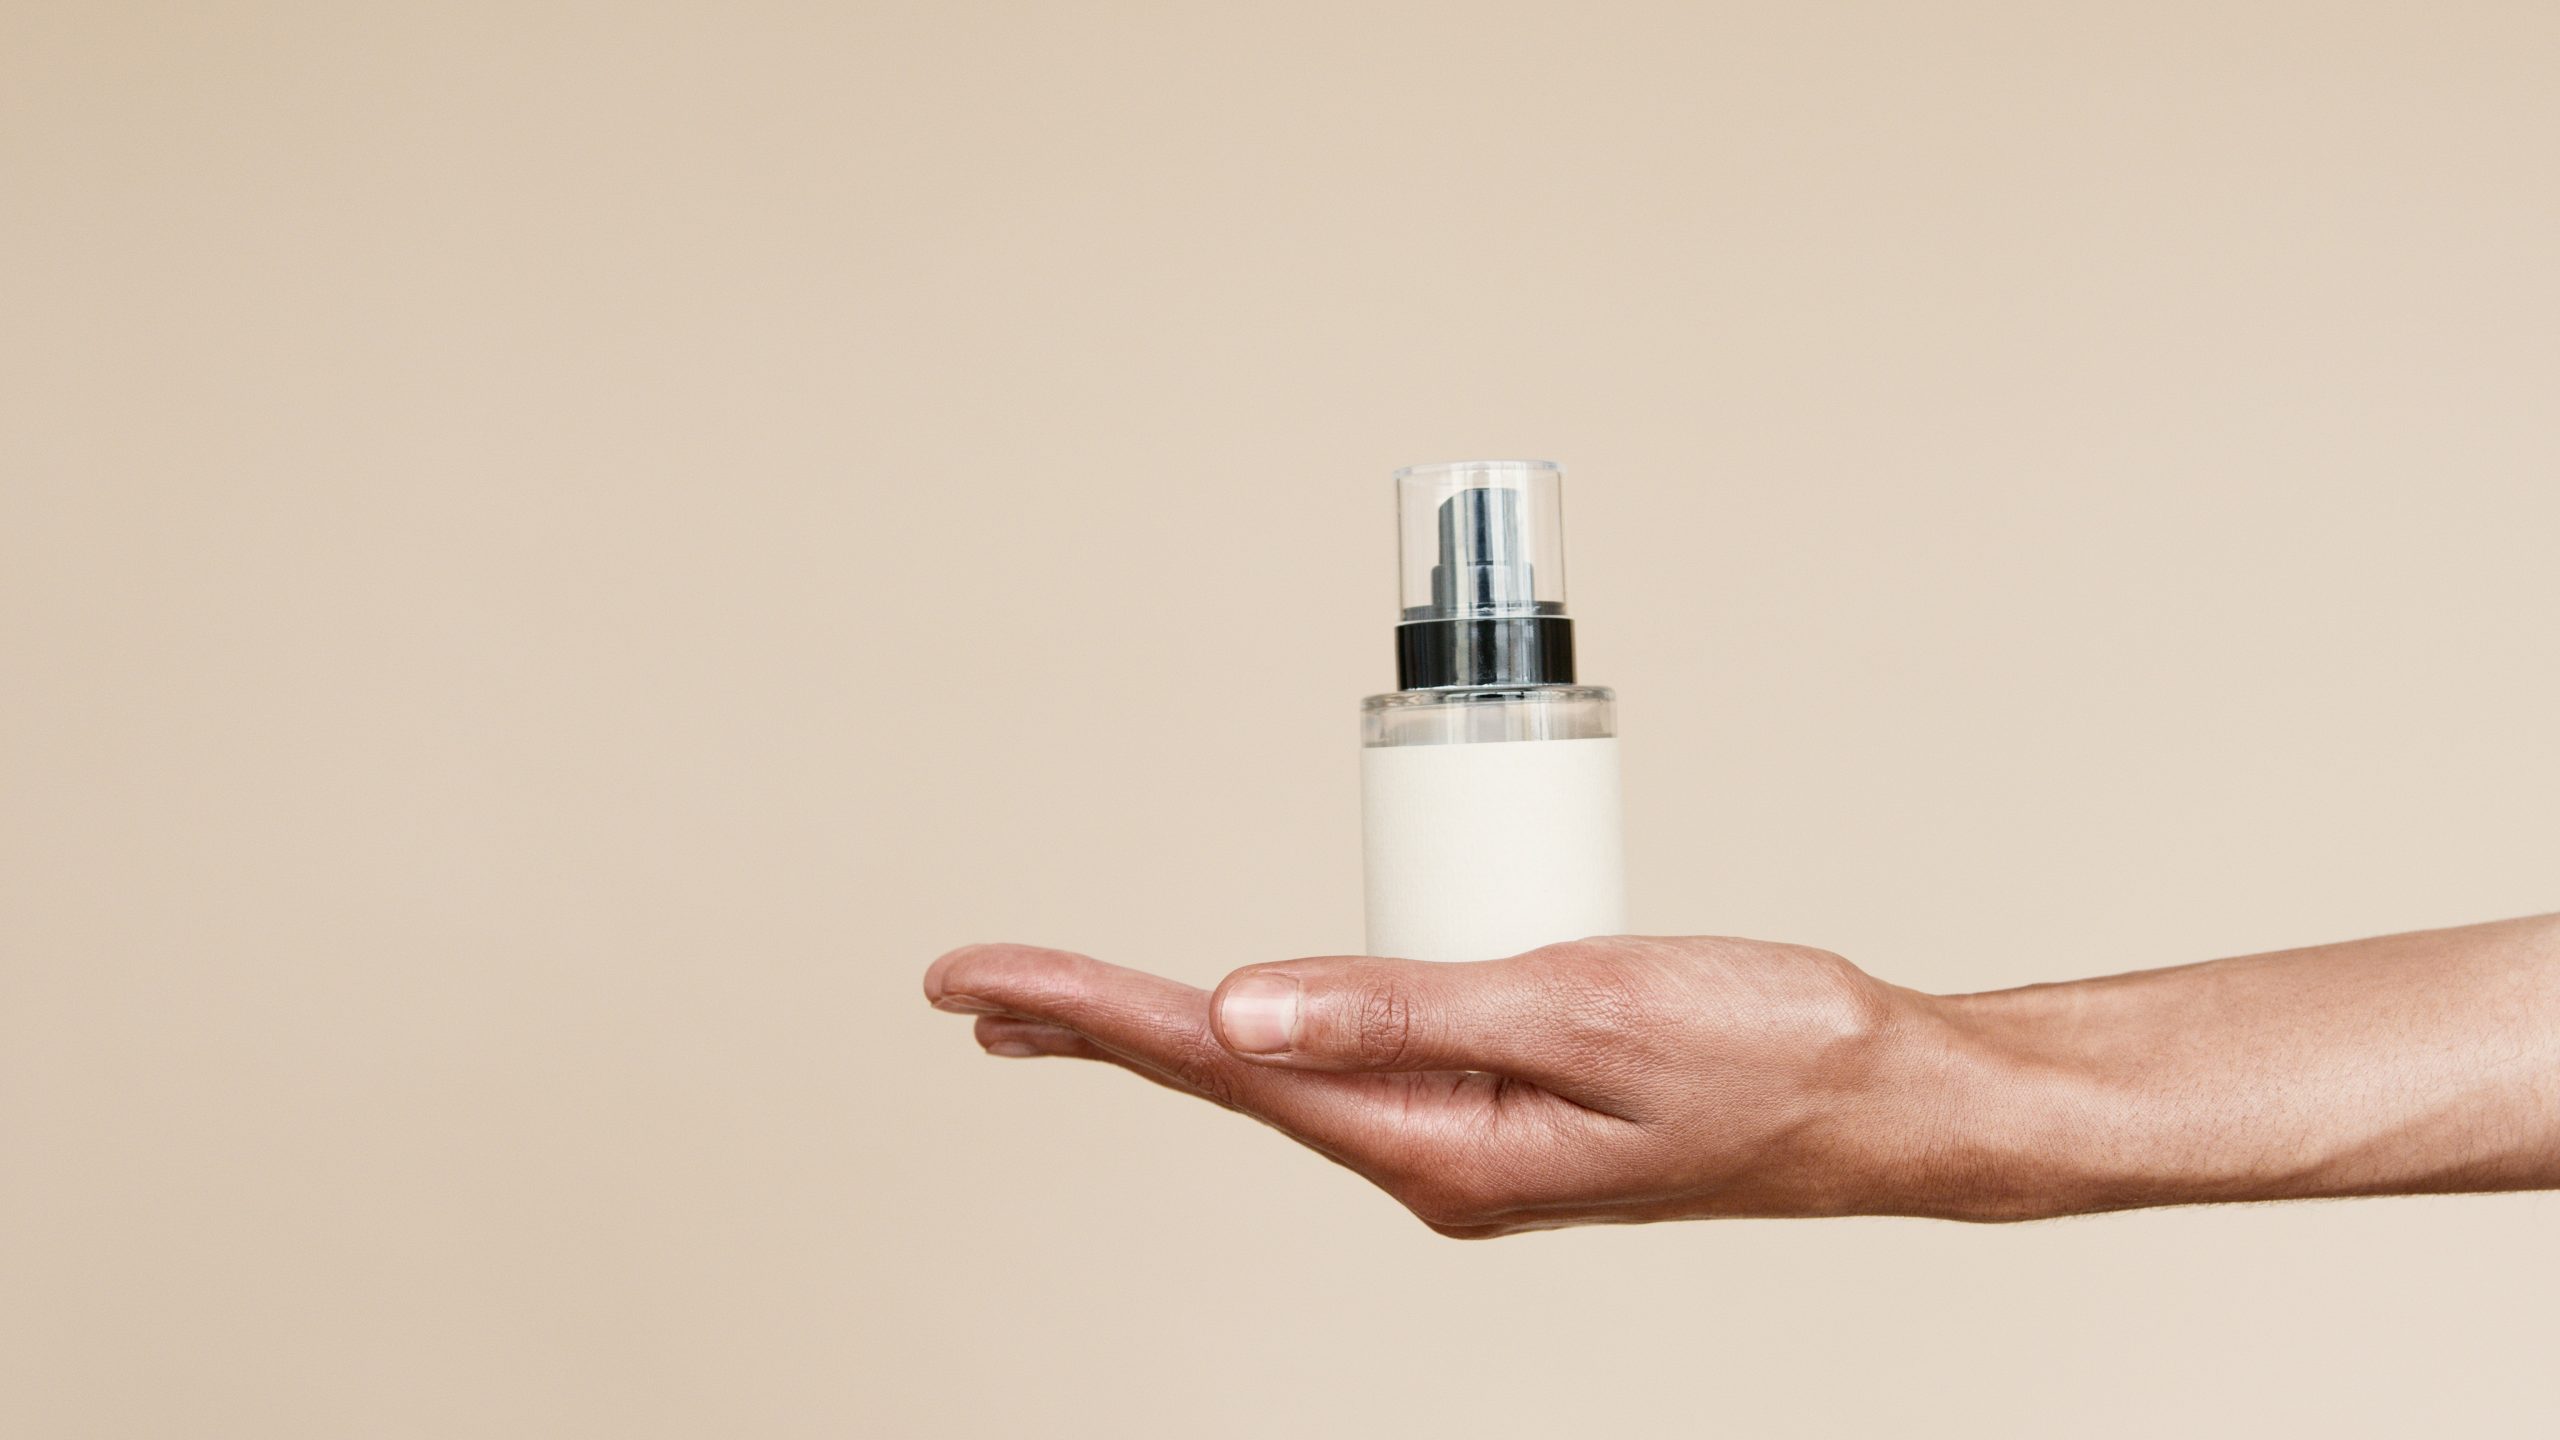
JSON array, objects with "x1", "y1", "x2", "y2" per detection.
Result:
[{"x1": 1395, "y1": 484, "x2": 1576, "y2": 690}]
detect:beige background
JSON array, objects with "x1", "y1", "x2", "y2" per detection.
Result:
[{"x1": 5, "y1": 2, "x2": 2557, "y2": 1435}]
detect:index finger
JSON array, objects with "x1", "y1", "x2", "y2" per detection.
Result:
[{"x1": 926, "y1": 943, "x2": 1414, "y2": 1163}]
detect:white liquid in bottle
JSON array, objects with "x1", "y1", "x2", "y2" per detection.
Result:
[{"x1": 1359, "y1": 461, "x2": 1627, "y2": 962}]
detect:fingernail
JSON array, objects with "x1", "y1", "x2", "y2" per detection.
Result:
[
  {"x1": 985, "y1": 1040, "x2": 1041, "y2": 1057},
  {"x1": 934, "y1": 994, "x2": 1004, "y2": 1015},
  {"x1": 1218, "y1": 974, "x2": 1300, "y2": 1054}
]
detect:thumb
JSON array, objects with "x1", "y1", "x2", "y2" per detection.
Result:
[{"x1": 1210, "y1": 953, "x2": 1590, "y2": 1090}]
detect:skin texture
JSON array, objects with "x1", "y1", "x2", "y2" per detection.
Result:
[{"x1": 922, "y1": 915, "x2": 2560, "y2": 1236}]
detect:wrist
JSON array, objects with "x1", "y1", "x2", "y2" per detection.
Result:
[{"x1": 1851, "y1": 984, "x2": 2133, "y2": 1222}]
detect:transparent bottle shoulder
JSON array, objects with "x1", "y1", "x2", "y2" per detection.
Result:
[{"x1": 1360, "y1": 685, "x2": 1616, "y2": 747}]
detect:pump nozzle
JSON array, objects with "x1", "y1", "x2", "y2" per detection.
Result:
[
  {"x1": 1430, "y1": 485, "x2": 1548, "y2": 617},
  {"x1": 1391, "y1": 461, "x2": 1577, "y2": 689}
]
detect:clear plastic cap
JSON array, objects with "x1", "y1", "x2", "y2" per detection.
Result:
[{"x1": 1394, "y1": 460, "x2": 1568, "y2": 621}]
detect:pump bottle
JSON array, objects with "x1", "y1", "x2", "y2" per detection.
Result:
[{"x1": 1360, "y1": 461, "x2": 1626, "y2": 962}]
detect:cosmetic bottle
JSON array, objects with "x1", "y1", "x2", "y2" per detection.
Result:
[{"x1": 1360, "y1": 461, "x2": 1626, "y2": 962}]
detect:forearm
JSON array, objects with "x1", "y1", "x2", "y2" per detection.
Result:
[
  {"x1": 1900, "y1": 915, "x2": 2560, "y2": 1220},
  {"x1": 930, "y1": 920, "x2": 2560, "y2": 1235}
]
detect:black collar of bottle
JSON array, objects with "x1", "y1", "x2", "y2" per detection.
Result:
[{"x1": 1394, "y1": 615, "x2": 1576, "y2": 690}]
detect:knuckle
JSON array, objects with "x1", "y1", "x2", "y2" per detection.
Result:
[
  {"x1": 1549, "y1": 966, "x2": 1655, "y2": 1053},
  {"x1": 1347, "y1": 977, "x2": 1419, "y2": 1066},
  {"x1": 1513, "y1": 937, "x2": 1607, "y2": 973},
  {"x1": 1163, "y1": 1030, "x2": 1242, "y2": 1110}
]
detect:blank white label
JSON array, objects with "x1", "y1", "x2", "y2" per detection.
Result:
[{"x1": 1361, "y1": 737, "x2": 1626, "y2": 962}]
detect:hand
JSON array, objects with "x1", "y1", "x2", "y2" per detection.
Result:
[
  {"x1": 922, "y1": 936, "x2": 1970, "y2": 1235},
  {"x1": 926, "y1": 917, "x2": 2560, "y2": 1232}
]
